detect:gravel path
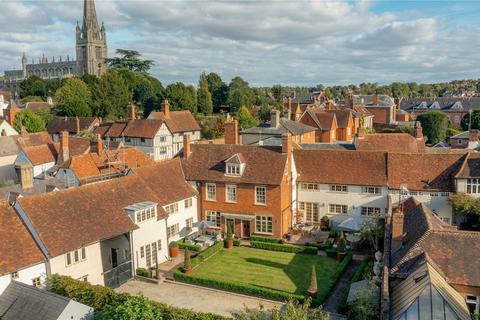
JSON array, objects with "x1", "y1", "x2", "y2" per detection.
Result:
[{"x1": 324, "y1": 260, "x2": 361, "y2": 313}]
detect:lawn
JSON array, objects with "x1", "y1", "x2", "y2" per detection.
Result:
[{"x1": 192, "y1": 246, "x2": 338, "y2": 297}]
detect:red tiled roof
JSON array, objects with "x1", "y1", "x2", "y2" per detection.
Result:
[
  {"x1": 46, "y1": 117, "x2": 99, "y2": 134},
  {"x1": 25, "y1": 102, "x2": 51, "y2": 112},
  {"x1": 15, "y1": 131, "x2": 53, "y2": 148},
  {"x1": 325, "y1": 109, "x2": 352, "y2": 128},
  {"x1": 306, "y1": 109, "x2": 337, "y2": 130},
  {"x1": 355, "y1": 133, "x2": 425, "y2": 153},
  {"x1": 22, "y1": 137, "x2": 90, "y2": 166},
  {"x1": 123, "y1": 119, "x2": 163, "y2": 138},
  {"x1": 148, "y1": 111, "x2": 201, "y2": 133},
  {"x1": 0, "y1": 201, "x2": 45, "y2": 275},
  {"x1": 182, "y1": 144, "x2": 287, "y2": 185}
]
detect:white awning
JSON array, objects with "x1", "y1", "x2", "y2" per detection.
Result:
[{"x1": 221, "y1": 213, "x2": 255, "y2": 220}]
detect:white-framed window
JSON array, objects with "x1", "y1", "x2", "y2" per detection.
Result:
[
  {"x1": 440, "y1": 217, "x2": 451, "y2": 225},
  {"x1": 226, "y1": 184, "x2": 237, "y2": 203},
  {"x1": 206, "y1": 183, "x2": 216, "y2": 201},
  {"x1": 361, "y1": 207, "x2": 382, "y2": 216},
  {"x1": 467, "y1": 179, "x2": 480, "y2": 194},
  {"x1": 255, "y1": 216, "x2": 273, "y2": 234},
  {"x1": 329, "y1": 185, "x2": 347, "y2": 192},
  {"x1": 299, "y1": 202, "x2": 320, "y2": 222},
  {"x1": 159, "y1": 136, "x2": 167, "y2": 143},
  {"x1": 300, "y1": 183, "x2": 319, "y2": 191},
  {"x1": 145, "y1": 244, "x2": 152, "y2": 267},
  {"x1": 184, "y1": 198, "x2": 193, "y2": 208},
  {"x1": 10, "y1": 271, "x2": 18, "y2": 280},
  {"x1": 77, "y1": 275, "x2": 88, "y2": 282},
  {"x1": 329, "y1": 204, "x2": 348, "y2": 214},
  {"x1": 136, "y1": 206, "x2": 156, "y2": 223},
  {"x1": 167, "y1": 223, "x2": 180, "y2": 238},
  {"x1": 32, "y1": 277, "x2": 41, "y2": 288},
  {"x1": 159, "y1": 147, "x2": 167, "y2": 155},
  {"x1": 165, "y1": 203, "x2": 179, "y2": 215},
  {"x1": 186, "y1": 217, "x2": 193, "y2": 230},
  {"x1": 157, "y1": 240, "x2": 162, "y2": 251},
  {"x1": 226, "y1": 163, "x2": 241, "y2": 176},
  {"x1": 362, "y1": 186, "x2": 381, "y2": 194},
  {"x1": 255, "y1": 186, "x2": 267, "y2": 205},
  {"x1": 66, "y1": 247, "x2": 86, "y2": 267},
  {"x1": 206, "y1": 210, "x2": 221, "y2": 227}
]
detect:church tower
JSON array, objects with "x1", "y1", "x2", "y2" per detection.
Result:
[{"x1": 76, "y1": 0, "x2": 107, "y2": 77}]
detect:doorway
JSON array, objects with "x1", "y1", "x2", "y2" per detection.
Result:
[
  {"x1": 242, "y1": 220, "x2": 251, "y2": 238},
  {"x1": 111, "y1": 248, "x2": 118, "y2": 268}
]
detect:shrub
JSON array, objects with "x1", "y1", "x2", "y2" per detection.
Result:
[
  {"x1": 306, "y1": 240, "x2": 332, "y2": 251},
  {"x1": 325, "y1": 248, "x2": 337, "y2": 258},
  {"x1": 308, "y1": 265, "x2": 317, "y2": 293},
  {"x1": 338, "y1": 260, "x2": 370, "y2": 314},
  {"x1": 184, "y1": 247, "x2": 192, "y2": 271},
  {"x1": 136, "y1": 268, "x2": 150, "y2": 278},
  {"x1": 177, "y1": 239, "x2": 202, "y2": 252},
  {"x1": 250, "y1": 241, "x2": 317, "y2": 254},
  {"x1": 169, "y1": 241, "x2": 179, "y2": 248},
  {"x1": 226, "y1": 224, "x2": 233, "y2": 240},
  {"x1": 250, "y1": 235, "x2": 283, "y2": 244},
  {"x1": 190, "y1": 241, "x2": 223, "y2": 268},
  {"x1": 328, "y1": 230, "x2": 337, "y2": 238},
  {"x1": 337, "y1": 232, "x2": 346, "y2": 253}
]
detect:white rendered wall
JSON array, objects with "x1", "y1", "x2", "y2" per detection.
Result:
[{"x1": 0, "y1": 263, "x2": 47, "y2": 294}]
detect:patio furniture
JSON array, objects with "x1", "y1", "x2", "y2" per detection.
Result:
[{"x1": 302, "y1": 225, "x2": 314, "y2": 235}]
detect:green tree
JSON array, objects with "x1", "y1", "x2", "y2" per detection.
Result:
[
  {"x1": 92, "y1": 70, "x2": 132, "y2": 119},
  {"x1": 201, "y1": 116, "x2": 225, "y2": 140},
  {"x1": 228, "y1": 76, "x2": 253, "y2": 112},
  {"x1": 20, "y1": 76, "x2": 46, "y2": 98},
  {"x1": 166, "y1": 82, "x2": 197, "y2": 113},
  {"x1": 197, "y1": 73, "x2": 213, "y2": 115},
  {"x1": 229, "y1": 89, "x2": 246, "y2": 114},
  {"x1": 96, "y1": 295, "x2": 163, "y2": 320},
  {"x1": 206, "y1": 72, "x2": 228, "y2": 111},
  {"x1": 236, "y1": 106, "x2": 259, "y2": 129},
  {"x1": 54, "y1": 78, "x2": 92, "y2": 117},
  {"x1": 448, "y1": 193, "x2": 480, "y2": 217},
  {"x1": 13, "y1": 109, "x2": 45, "y2": 133},
  {"x1": 105, "y1": 49, "x2": 154, "y2": 73},
  {"x1": 258, "y1": 105, "x2": 272, "y2": 123},
  {"x1": 183, "y1": 247, "x2": 192, "y2": 271},
  {"x1": 271, "y1": 84, "x2": 284, "y2": 101},
  {"x1": 416, "y1": 111, "x2": 451, "y2": 144},
  {"x1": 233, "y1": 299, "x2": 329, "y2": 320},
  {"x1": 133, "y1": 76, "x2": 155, "y2": 108},
  {"x1": 461, "y1": 110, "x2": 480, "y2": 131}
]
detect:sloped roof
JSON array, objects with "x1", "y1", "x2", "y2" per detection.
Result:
[
  {"x1": 0, "y1": 201, "x2": 45, "y2": 275},
  {"x1": 455, "y1": 152, "x2": 480, "y2": 178},
  {"x1": 123, "y1": 119, "x2": 163, "y2": 138},
  {"x1": 400, "y1": 97, "x2": 480, "y2": 112},
  {"x1": 355, "y1": 133, "x2": 425, "y2": 153},
  {"x1": 181, "y1": 144, "x2": 287, "y2": 185},
  {"x1": 93, "y1": 122, "x2": 128, "y2": 139},
  {"x1": 15, "y1": 131, "x2": 52, "y2": 148},
  {"x1": 241, "y1": 117, "x2": 316, "y2": 137},
  {"x1": 307, "y1": 109, "x2": 337, "y2": 130},
  {"x1": 148, "y1": 111, "x2": 201, "y2": 133},
  {"x1": 22, "y1": 144, "x2": 57, "y2": 165},
  {"x1": 25, "y1": 101, "x2": 51, "y2": 112},
  {"x1": 0, "y1": 136, "x2": 21, "y2": 157},
  {"x1": 325, "y1": 109, "x2": 352, "y2": 128},
  {"x1": 46, "y1": 117, "x2": 98, "y2": 134}
]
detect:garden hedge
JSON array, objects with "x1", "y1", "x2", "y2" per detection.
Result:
[
  {"x1": 338, "y1": 260, "x2": 370, "y2": 314},
  {"x1": 135, "y1": 267, "x2": 150, "y2": 278},
  {"x1": 224, "y1": 239, "x2": 241, "y2": 247},
  {"x1": 305, "y1": 240, "x2": 332, "y2": 251},
  {"x1": 191, "y1": 241, "x2": 224, "y2": 268},
  {"x1": 177, "y1": 239, "x2": 202, "y2": 252},
  {"x1": 325, "y1": 248, "x2": 337, "y2": 258},
  {"x1": 174, "y1": 269, "x2": 305, "y2": 303},
  {"x1": 250, "y1": 241, "x2": 317, "y2": 254},
  {"x1": 250, "y1": 235, "x2": 283, "y2": 244}
]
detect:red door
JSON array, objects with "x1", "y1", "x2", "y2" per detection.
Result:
[{"x1": 242, "y1": 221, "x2": 250, "y2": 238}]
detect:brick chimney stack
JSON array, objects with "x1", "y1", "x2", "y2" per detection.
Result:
[
  {"x1": 162, "y1": 99, "x2": 170, "y2": 118},
  {"x1": 183, "y1": 134, "x2": 191, "y2": 159},
  {"x1": 75, "y1": 116, "x2": 80, "y2": 133},
  {"x1": 414, "y1": 121, "x2": 423, "y2": 139},
  {"x1": 392, "y1": 207, "x2": 404, "y2": 252},
  {"x1": 469, "y1": 129, "x2": 479, "y2": 143},
  {"x1": 128, "y1": 103, "x2": 136, "y2": 120},
  {"x1": 58, "y1": 131, "x2": 69, "y2": 164},
  {"x1": 282, "y1": 133, "x2": 292, "y2": 173},
  {"x1": 96, "y1": 134, "x2": 103, "y2": 156},
  {"x1": 225, "y1": 119, "x2": 239, "y2": 145},
  {"x1": 346, "y1": 90, "x2": 354, "y2": 109},
  {"x1": 373, "y1": 94, "x2": 379, "y2": 106},
  {"x1": 270, "y1": 109, "x2": 280, "y2": 128}
]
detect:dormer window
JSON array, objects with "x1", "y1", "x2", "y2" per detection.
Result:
[
  {"x1": 124, "y1": 201, "x2": 157, "y2": 224},
  {"x1": 224, "y1": 153, "x2": 245, "y2": 176},
  {"x1": 226, "y1": 164, "x2": 240, "y2": 176}
]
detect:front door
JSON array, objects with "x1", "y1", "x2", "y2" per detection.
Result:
[
  {"x1": 242, "y1": 220, "x2": 250, "y2": 238},
  {"x1": 111, "y1": 248, "x2": 118, "y2": 268}
]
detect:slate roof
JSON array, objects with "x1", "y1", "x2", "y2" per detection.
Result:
[
  {"x1": 400, "y1": 97, "x2": 480, "y2": 112},
  {"x1": 454, "y1": 152, "x2": 480, "y2": 178},
  {"x1": 0, "y1": 281, "x2": 93, "y2": 320},
  {"x1": 355, "y1": 133, "x2": 425, "y2": 153},
  {"x1": 122, "y1": 119, "x2": 164, "y2": 138},
  {"x1": 47, "y1": 116, "x2": 98, "y2": 134},
  {"x1": 353, "y1": 94, "x2": 395, "y2": 107},
  {"x1": 181, "y1": 144, "x2": 287, "y2": 185},
  {"x1": 0, "y1": 201, "x2": 45, "y2": 275},
  {"x1": 241, "y1": 117, "x2": 316, "y2": 137},
  {"x1": 93, "y1": 122, "x2": 128, "y2": 139},
  {"x1": 299, "y1": 143, "x2": 356, "y2": 150},
  {"x1": 148, "y1": 110, "x2": 201, "y2": 133},
  {"x1": 325, "y1": 109, "x2": 352, "y2": 128}
]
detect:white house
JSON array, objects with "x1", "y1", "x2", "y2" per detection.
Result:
[
  {"x1": 0, "y1": 119, "x2": 18, "y2": 136},
  {"x1": 0, "y1": 135, "x2": 21, "y2": 182}
]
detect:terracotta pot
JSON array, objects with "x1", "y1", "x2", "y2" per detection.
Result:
[
  {"x1": 184, "y1": 268, "x2": 192, "y2": 275},
  {"x1": 337, "y1": 251, "x2": 346, "y2": 262},
  {"x1": 308, "y1": 290, "x2": 317, "y2": 299},
  {"x1": 169, "y1": 246, "x2": 179, "y2": 258},
  {"x1": 226, "y1": 239, "x2": 233, "y2": 249}
]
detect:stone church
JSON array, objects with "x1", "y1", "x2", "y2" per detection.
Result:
[{"x1": 1, "y1": 0, "x2": 108, "y2": 95}]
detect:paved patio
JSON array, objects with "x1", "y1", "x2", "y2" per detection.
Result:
[
  {"x1": 116, "y1": 280, "x2": 283, "y2": 317},
  {"x1": 284, "y1": 231, "x2": 330, "y2": 245}
]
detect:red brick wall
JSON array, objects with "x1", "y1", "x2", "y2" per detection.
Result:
[{"x1": 368, "y1": 107, "x2": 392, "y2": 124}]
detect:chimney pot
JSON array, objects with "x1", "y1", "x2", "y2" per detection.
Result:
[
  {"x1": 161, "y1": 99, "x2": 170, "y2": 118},
  {"x1": 414, "y1": 121, "x2": 423, "y2": 139},
  {"x1": 58, "y1": 131, "x2": 69, "y2": 164}
]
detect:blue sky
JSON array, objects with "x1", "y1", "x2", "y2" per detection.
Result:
[{"x1": 1, "y1": 0, "x2": 479, "y2": 86}]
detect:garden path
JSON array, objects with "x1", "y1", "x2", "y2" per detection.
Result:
[{"x1": 324, "y1": 260, "x2": 361, "y2": 313}]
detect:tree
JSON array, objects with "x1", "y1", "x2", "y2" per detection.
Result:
[
  {"x1": 197, "y1": 73, "x2": 213, "y2": 115},
  {"x1": 360, "y1": 218, "x2": 385, "y2": 254},
  {"x1": 20, "y1": 76, "x2": 46, "y2": 98},
  {"x1": 308, "y1": 265, "x2": 317, "y2": 295},
  {"x1": 133, "y1": 76, "x2": 155, "y2": 108},
  {"x1": 92, "y1": 70, "x2": 132, "y2": 119},
  {"x1": 233, "y1": 299, "x2": 330, "y2": 320},
  {"x1": 201, "y1": 116, "x2": 225, "y2": 140},
  {"x1": 183, "y1": 247, "x2": 192, "y2": 272},
  {"x1": 448, "y1": 193, "x2": 480, "y2": 217},
  {"x1": 165, "y1": 82, "x2": 197, "y2": 113},
  {"x1": 229, "y1": 89, "x2": 246, "y2": 114},
  {"x1": 206, "y1": 72, "x2": 228, "y2": 111},
  {"x1": 416, "y1": 111, "x2": 451, "y2": 144},
  {"x1": 236, "y1": 106, "x2": 259, "y2": 129},
  {"x1": 271, "y1": 84, "x2": 284, "y2": 101},
  {"x1": 258, "y1": 105, "x2": 272, "y2": 123},
  {"x1": 54, "y1": 78, "x2": 92, "y2": 117},
  {"x1": 228, "y1": 76, "x2": 253, "y2": 112},
  {"x1": 96, "y1": 295, "x2": 163, "y2": 320},
  {"x1": 105, "y1": 49, "x2": 154, "y2": 73},
  {"x1": 461, "y1": 110, "x2": 480, "y2": 131},
  {"x1": 13, "y1": 109, "x2": 45, "y2": 133}
]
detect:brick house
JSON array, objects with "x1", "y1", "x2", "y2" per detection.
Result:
[
  {"x1": 181, "y1": 124, "x2": 293, "y2": 239},
  {"x1": 298, "y1": 109, "x2": 338, "y2": 143},
  {"x1": 325, "y1": 109, "x2": 354, "y2": 141},
  {"x1": 449, "y1": 130, "x2": 479, "y2": 149}
]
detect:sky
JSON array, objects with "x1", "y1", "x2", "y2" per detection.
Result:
[{"x1": 1, "y1": 0, "x2": 479, "y2": 87}]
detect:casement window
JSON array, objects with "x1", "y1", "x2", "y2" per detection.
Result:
[
  {"x1": 159, "y1": 136, "x2": 167, "y2": 143},
  {"x1": 140, "y1": 246, "x2": 145, "y2": 258},
  {"x1": 206, "y1": 210, "x2": 221, "y2": 227},
  {"x1": 226, "y1": 184, "x2": 237, "y2": 203},
  {"x1": 165, "y1": 203, "x2": 179, "y2": 215},
  {"x1": 255, "y1": 216, "x2": 273, "y2": 234},
  {"x1": 329, "y1": 185, "x2": 347, "y2": 192},
  {"x1": 159, "y1": 147, "x2": 167, "y2": 155},
  {"x1": 301, "y1": 183, "x2": 319, "y2": 191},
  {"x1": 361, "y1": 207, "x2": 382, "y2": 216},
  {"x1": 467, "y1": 179, "x2": 480, "y2": 194},
  {"x1": 136, "y1": 206, "x2": 156, "y2": 223},
  {"x1": 10, "y1": 272, "x2": 18, "y2": 280},
  {"x1": 441, "y1": 217, "x2": 451, "y2": 225},
  {"x1": 329, "y1": 204, "x2": 348, "y2": 214},
  {"x1": 206, "y1": 183, "x2": 216, "y2": 201},
  {"x1": 184, "y1": 198, "x2": 193, "y2": 208},
  {"x1": 362, "y1": 186, "x2": 381, "y2": 194},
  {"x1": 125, "y1": 137, "x2": 131, "y2": 143},
  {"x1": 66, "y1": 247, "x2": 86, "y2": 267},
  {"x1": 167, "y1": 223, "x2": 180, "y2": 238},
  {"x1": 186, "y1": 217, "x2": 193, "y2": 230},
  {"x1": 299, "y1": 202, "x2": 320, "y2": 222},
  {"x1": 226, "y1": 164, "x2": 241, "y2": 176},
  {"x1": 145, "y1": 244, "x2": 152, "y2": 267},
  {"x1": 157, "y1": 240, "x2": 162, "y2": 251},
  {"x1": 255, "y1": 186, "x2": 267, "y2": 205},
  {"x1": 140, "y1": 138, "x2": 146, "y2": 143},
  {"x1": 32, "y1": 277, "x2": 41, "y2": 288}
]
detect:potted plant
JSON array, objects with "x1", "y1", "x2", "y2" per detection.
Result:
[
  {"x1": 169, "y1": 241, "x2": 179, "y2": 258},
  {"x1": 183, "y1": 247, "x2": 192, "y2": 274},
  {"x1": 307, "y1": 265, "x2": 317, "y2": 298},
  {"x1": 337, "y1": 231, "x2": 347, "y2": 262},
  {"x1": 320, "y1": 216, "x2": 329, "y2": 231},
  {"x1": 225, "y1": 224, "x2": 234, "y2": 249}
]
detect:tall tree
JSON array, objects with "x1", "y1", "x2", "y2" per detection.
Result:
[
  {"x1": 20, "y1": 76, "x2": 47, "y2": 98},
  {"x1": 13, "y1": 109, "x2": 45, "y2": 133},
  {"x1": 229, "y1": 89, "x2": 246, "y2": 113},
  {"x1": 54, "y1": 78, "x2": 92, "y2": 117},
  {"x1": 236, "y1": 106, "x2": 259, "y2": 129},
  {"x1": 461, "y1": 110, "x2": 480, "y2": 131},
  {"x1": 228, "y1": 76, "x2": 253, "y2": 112},
  {"x1": 105, "y1": 49, "x2": 154, "y2": 73},
  {"x1": 271, "y1": 84, "x2": 284, "y2": 101},
  {"x1": 165, "y1": 82, "x2": 197, "y2": 113},
  {"x1": 416, "y1": 111, "x2": 451, "y2": 144},
  {"x1": 92, "y1": 70, "x2": 132, "y2": 120},
  {"x1": 206, "y1": 72, "x2": 228, "y2": 111},
  {"x1": 197, "y1": 73, "x2": 213, "y2": 115}
]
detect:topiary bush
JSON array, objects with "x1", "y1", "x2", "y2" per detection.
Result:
[{"x1": 183, "y1": 247, "x2": 192, "y2": 272}]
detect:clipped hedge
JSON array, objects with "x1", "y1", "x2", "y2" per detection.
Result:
[
  {"x1": 250, "y1": 235, "x2": 283, "y2": 244},
  {"x1": 338, "y1": 260, "x2": 370, "y2": 314},
  {"x1": 136, "y1": 267, "x2": 151, "y2": 278},
  {"x1": 224, "y1": 238, "x2": 241, "y2": 247},
  {"x1": 305, "y1": 240, "x2": 332, "y2": 251},
  {"x1": 250, "y1": 241, "x2": 317, "y2": 254},
  {"x1": 191, "y1": 241, "x2": 223, "y2": 268},
  {"x1": 325, "y1": 248, "x2": 337, "y2": 258},
  {"x1": 177, "y1": 239, "x2": 202, "y2": 252},
  {"x1": 174, "y1": 269, "x2": 305, "y2": 303}
]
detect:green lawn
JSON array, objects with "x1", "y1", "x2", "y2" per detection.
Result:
[{"x1": 192, "y1": 247, "x2": 338, "y2": 296}]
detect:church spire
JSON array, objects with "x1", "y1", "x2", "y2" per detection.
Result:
[{"x1": 83, "y1": 0, "x2": 99, "y2": 27}]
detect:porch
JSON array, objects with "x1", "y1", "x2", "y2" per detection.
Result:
[{"x1": 100, "y1": 233, "x2": 133, "y2": 288}]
